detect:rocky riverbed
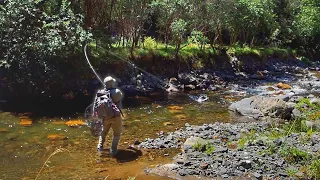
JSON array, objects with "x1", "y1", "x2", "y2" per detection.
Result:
[{"x1": 135, "y1": 61, "x2": 320, "y2": 179}]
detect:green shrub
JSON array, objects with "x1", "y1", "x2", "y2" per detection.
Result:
[
  {"x1": 143, "y1": 37, "x2": 157, "y2": 49},
  {"x1": 192, "y1": 141, "x2": 215, "y2": 155},
  {"x1": 309, "y1": 159, "x2": 320, "y2": 179},
  {"x1": 280, "y1": 147, "x2": 311, "y2": 163}
]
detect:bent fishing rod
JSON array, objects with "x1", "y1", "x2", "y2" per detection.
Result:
[
  {"x1": 84, "y1": 43, "x2": 105, "y2": 87},
  {"x1": 84, "y1": 43, "x2": 168, "y2": 88}
]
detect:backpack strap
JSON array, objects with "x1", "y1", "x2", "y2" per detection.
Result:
[{"x1": 106, "y1": 88, "x2": 124, "y2": 117}]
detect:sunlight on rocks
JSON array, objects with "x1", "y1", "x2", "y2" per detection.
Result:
[{"x1": 277, "y1": 82, "x2": 292, "y2": 89}]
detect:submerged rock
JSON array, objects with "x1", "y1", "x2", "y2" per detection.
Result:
[
  {"x1": 0, "y1": 128, "x2": 8, "y2": 133},
  {"x1": 65, "y1": 120, "x2": 86, "y2": 127},
  {"x1": 47, "y1": 134, "x2": 68, "y2": 140},
  {"x1": 19, "y1": 118, "x2": 33, "y2": 127}
]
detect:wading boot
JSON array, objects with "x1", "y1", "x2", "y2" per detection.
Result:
[
  {"x1": 97, "y1": 135, "x2": 105, "y2": 152},
  {"x1": 110, "y1": 135, "x2": 120, "y2": 156}
]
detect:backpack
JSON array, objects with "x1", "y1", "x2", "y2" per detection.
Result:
[{"x1": 93, "y1": 89, "x2": 121, "y2": 119}]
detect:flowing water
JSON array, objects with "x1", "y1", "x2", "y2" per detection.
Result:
[{"x1": 0, "y1": 91, "x2": 245, "y2": 180}]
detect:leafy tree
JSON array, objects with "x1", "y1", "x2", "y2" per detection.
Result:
[
  {"x1": 187, "y1": 30, "x2": 208, "y2": 50},
  {"x1": 170, "y1": 18, "x2": 188, "y2": 58},
  {"x1": 0, "y1": 0, "x2": 91, "y2": 95}
]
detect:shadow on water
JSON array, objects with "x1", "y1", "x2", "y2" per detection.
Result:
[{"x1": 99, "y1": 147, "x2": 143, "y2": 163}]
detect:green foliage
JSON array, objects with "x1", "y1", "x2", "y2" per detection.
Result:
[
  {"x1": 0, "y1": 0, "x2": 91, "y2": 95},
  {"x1": 143, "y1": 37, "x2": 157, "y2": 49},
  {"x1": 192, "y1": 141, "x2": 215, "y2": 155},
  {"x1": 227, "y1": 45, "x2": 261, "y2": 56},
  {"x1": 309, "y1": 159, "x2": 320, "y2": 179},
  {"x1": 187, "y1": 31, "x2": 209, "y2": 50},
  {"x1": 280, "y1": 147, "x2": 311, "y2": 163},
  {"x1": 127, "y1": 176, "x2": 136, "y2": 180},
  {"x1": 263, "y1": 142, "x2": 278, "y2": 155},
  {"x1": 286, "y1": 167, "x2": 298, "y2": 177},
  {"x1": 237, "y1": 130, "x2": 257, "y2": 149},
  {"x1": 294, "y1": 0, "x2": 320, "y2": 38},
  {"x1": 204, "y1": 143, "x2": 215, "y2": 155},
  {"x1": 170, "y1": 19, "x2": 187, "y2": 44},
  {"x1": 295, "y1": 98, "x2": 320, "y2": 122},
  {"x1": 0, "y1": 0, "x2": 91, "y2": 67}
]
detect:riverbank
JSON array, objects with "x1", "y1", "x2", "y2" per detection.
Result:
[
  {"x1": 0, "y1": 46, "x2": 319, "y2": 179},
  {"x1": 136, "y1": 68, "x2": 320, "y2": 179}
]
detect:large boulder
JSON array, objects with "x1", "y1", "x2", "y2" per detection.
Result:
[{"x1": 228, "y1": 95, "x2": 295, "y2": 120}]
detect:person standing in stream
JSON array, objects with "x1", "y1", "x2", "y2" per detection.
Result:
[{"x1": 94, "y1": 76, "x2": 123, "y2": 156}]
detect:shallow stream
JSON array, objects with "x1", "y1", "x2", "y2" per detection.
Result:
[{"x1": 0, "y1": 91, "x2": 244, "y2": 180}]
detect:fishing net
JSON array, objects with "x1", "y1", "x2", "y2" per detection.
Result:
[{"x1": 84, "y1": 103, "x2": 103, "y2": 137}]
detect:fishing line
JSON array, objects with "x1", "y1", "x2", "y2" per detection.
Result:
[
  {"x1": 106, "y1": 50, "x2": 167, "y2": 87},
  {"x1": 84, "y1": 43, "x2": 168, "y2": 89}
]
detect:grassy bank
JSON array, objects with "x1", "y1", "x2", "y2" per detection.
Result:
[{"x1": 88, "y1": 37, "x2": 308, "y2": 67}]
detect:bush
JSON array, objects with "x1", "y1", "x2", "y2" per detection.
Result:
[
  {"x1": 143, "y1": 37, "x2": 157, "y2": 49},
  {"x1": 309, "y1": 159, "x2": 320, "y2": 179},
  {"x1": 0, "y1": 0, "x2": 91, "y2": 96}
]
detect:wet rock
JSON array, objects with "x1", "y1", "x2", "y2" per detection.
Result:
[
  {"x1": 200, "y1": 162, "x2": 209, "y2": 169},
  {"x1": 276, "y1": 82, "x2": 292, "y2": 90},
  {"x1": 178, "y1": 72, "x2": 198, "y2": 85},
  {"x1": 214, "y1": 147, "x2": 228, "y2": 153},
  {"x1": 239, "y1": 160, "x2": 252, "y2": 169},
  {"x1": 273, "y1": 139, "x2": 283, "y2": 146},
  {"x1": 179, "y1": 169, "x2": 187, "y2": 176},
  {"x1": 278, "y1": 172, "x2": 288, "y2": 177},
  {"x1": 252, "y1": 172, "x2": 263, "y2": 180},
  {"x1": 134, "y1": 140, "x2": 141, "y2": 145},
  {"x1": 184, "y1": 84, "x2": 196, "y2": 90}
]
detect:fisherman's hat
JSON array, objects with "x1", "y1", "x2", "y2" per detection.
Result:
[{"x1": 104, "y1": 76, "x2": 117, "y2": 88}]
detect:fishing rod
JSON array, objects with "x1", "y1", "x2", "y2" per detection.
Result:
[
  {"x1": 84, "y1": 43, "x2": 105, "y2": 87},
  {"x1": 105, "y1": 49, "x2": 168, "y2": 88},
  {"x1": 84, "y1": 43, "x2": 168, "y2": 89}
]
